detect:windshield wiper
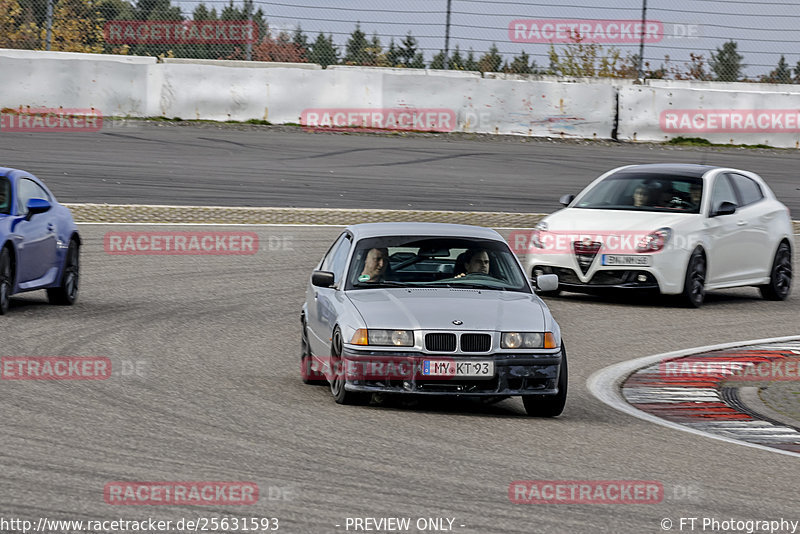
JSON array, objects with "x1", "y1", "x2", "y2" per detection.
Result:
[
  {"x1": 352, "y1": 281, "x2": 415, "y2": 288},
  {"x1": 426, "y1": 282, "x2": 508, "y2": 290}
]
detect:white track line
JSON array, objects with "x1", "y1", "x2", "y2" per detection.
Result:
[{"x1": 587, "y1": 335, "x2": 800, "y2": 458}]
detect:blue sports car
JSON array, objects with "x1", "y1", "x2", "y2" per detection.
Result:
[{"x1": 0, "y1": 167, "x2": 81, "y2": 315}]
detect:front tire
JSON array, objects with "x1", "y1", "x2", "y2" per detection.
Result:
[
  {"x1": 47, "y1": 239, "x2": 79, "y2": 305},
  {"x1": 0, "y1": 247, "x2": 12, "y2": 315},
  {"x1": 522, "y1": 344, "x2": 567, "y2": 417},
  {"x1": 329, "y1": 327, "x2": 370, "y2": 405},
  {"x1": 681, "y1": 249, "x2": 706, "y2": 308},
  {"x1": 759, "y1": 242, "x2": 792, "y2": 301},
  {"x1": 300, "y1": 316, "x2": 326, "y2": 385}
]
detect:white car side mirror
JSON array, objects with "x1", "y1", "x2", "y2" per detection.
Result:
[{"x1": 535, "y1": 274, "x2": 559, "y2": 292}]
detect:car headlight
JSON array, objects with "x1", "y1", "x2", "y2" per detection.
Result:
[
  {"x1": 531, "y1": 221, "x2": 549, "y2": 249},
  {"x1": 636, "y1": 227, "x2": 672, "y2": 253},
  {"x1": 350, "y1": 329, "x2": 414, "y2": 347},
  {"x1": 501, "y1": 332, "x2": 557, "y2": 349}
]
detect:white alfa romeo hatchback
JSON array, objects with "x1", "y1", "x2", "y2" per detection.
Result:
[{"x1": 520, "y1": 164, "x2": 793, "y2": 307}]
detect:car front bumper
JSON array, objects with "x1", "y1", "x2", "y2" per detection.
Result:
[{"x1": 338, "y1": 348, "x2": 564, "y2": 396}]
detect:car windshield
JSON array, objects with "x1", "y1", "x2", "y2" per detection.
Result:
[
  {"x1": 345, "y1": 236, "x2": 530, "y2": 293},
  {"x1": 574, "y1": 173, "x2": 704, "y2": 213},
  {"x1": 0, "y1": 177, "x2": 10, "y2": 215}
]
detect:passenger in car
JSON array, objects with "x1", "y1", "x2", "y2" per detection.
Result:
[
  {"x1": 689, "y1": 182, "x2": 703, "y2": 209},
  {"x1": 359, "y1": 248, "x2": 389, "y2": 282},
  {"x1": 632, "y1": 185, "x2": 653, "y2": 207}
]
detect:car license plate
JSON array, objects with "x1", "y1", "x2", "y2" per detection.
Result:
[
  {"x1": 422, "y1": 360, "x2": 494, "y2": 378},
  {"x1": 602, "y1": 254, "x2": 652, "y2": 266}
]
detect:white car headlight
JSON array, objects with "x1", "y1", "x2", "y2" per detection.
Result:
[
  {"x1": 501, "y1": 332, "x2": 557, "y2": 349},
  {"x1": 351, "y1": 329, "x2": 414, "y2": 346},
  {"x1": 532, "y1": 221, "x2": 549, "y2": 249}
]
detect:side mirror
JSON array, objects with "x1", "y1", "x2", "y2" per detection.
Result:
[
  {"x1": 711, "y1": 201, "x2": 737, "y2": 217},
  {"x1": 311, "y1": 270, "x2": 335, "y2": 288},
  {"x1": 535, "y1": 274, "x2": 559, "y2": 292},
  {"x1": 25, "y1": 198, "x2": 51, "y2": 220},
  {"x1": 559, "y1": 194, "x2": 575, "y2": 207}
]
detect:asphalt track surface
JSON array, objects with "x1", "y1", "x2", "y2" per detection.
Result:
[
  {"x1": 1, "y1": 225, "x2": 798, "y2": 534},
  {"x1": 1, "y1": 122, "x2": 799, "y2": 216}
]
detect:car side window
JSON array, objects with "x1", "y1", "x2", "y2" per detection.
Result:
[
  {"x1": 727, "y1": 173, "x2": 764, "y2": 207},
  {"x1": 17, "y1": 178, "x2": 50, "y2": 214},
  {"x1": 0, "y1": 177, "x2": 10, "y2": 215},
  {"x1": 320, "y1": 233, "x2": 347, "y2": 272},
  {"x1": 710, "y1": 175, "x2": 737, "y2": 214},
  {"x1": 327, "y1": 235, "x2": 352, "y2": 286}
]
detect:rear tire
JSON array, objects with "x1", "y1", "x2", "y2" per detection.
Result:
[
  {"x1": 759, "y1": 242, "x2": 792, "y2": 301},
  {"x1": 0, "y1": 247, "x2": 12, "y2": 315},
  {"x1": 47, "y1": 239, "x2": 79, "y2": 305},
  {"x1": 330, "y1": 327, "x2": 370, "y2": 405},
  {"x1": 522, "y1": 344, "x2": 567, "y2": 417},
  {"x1": 681, "y1": 249, "x2": 705, "y2": 308}
]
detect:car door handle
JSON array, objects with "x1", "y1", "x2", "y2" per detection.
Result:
[{"x1": 736, "y1": 220, "x2": 747, "y2": 226}]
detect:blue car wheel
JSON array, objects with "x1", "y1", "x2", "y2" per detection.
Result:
[
  {"x1": 47, "y1": 239, "x2": 79, "y2": 306},
  {"x1": 0, "y1": 247, "x2": 11, "y2": 315}
]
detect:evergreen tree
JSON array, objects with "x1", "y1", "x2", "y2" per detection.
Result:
[
  {"x1": 385, "y1": 38, "x2": 401, "y2": 67},
  {"x1": 710, "y1": 40, "x2": 744, "y2": 82},
  {"x1": 292, "y1": 24, "x2": 309, "y2": 61},
  {"x1": 344, "y1": 22, "x2": 368, "y2": 64},
  {"x1": 464, "y1": 48, "x2": 478, "y2": 71},
  {"x1": 478, "y1": 43, "x2": 502, "y2": 73},
  {"x1": 449, "y1": 45, "x2": 464, "y2": 70},
  {"x1": 509, "y1": 50, "x2": 535, "y2": 74},
  {"x1": 362, "y1": 32, "x2": 381, "y2": 66},
  {"x1": 308, "y1": 32, "x2": 339, "y2": 67},
  {"x1": 398, "y1": 31, "x2": 419, "y2": 67},
  {"x1": 764, "y1": 54, "x2": 792, "y2": 83}
]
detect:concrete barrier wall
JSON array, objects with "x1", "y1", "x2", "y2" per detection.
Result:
[
  {"x1": 0, "y1": 50, "x2": 156, "y2": 116},
  {"x1": 154, "y1": 61, "x2": 616, "y2": 137},
  {"x1": 619, "y1": 85, "x2": 800, "y2": 148},
  {"x1": 2, "y1": 49, "x2": 799, "y2": 147}
]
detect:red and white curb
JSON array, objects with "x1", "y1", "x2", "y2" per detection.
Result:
[{"x1": 587, "y1": 336, "x2": 800, "y2": 458}]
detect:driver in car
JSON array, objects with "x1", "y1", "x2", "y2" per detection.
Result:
[
  {"x1": 359, "y1": 247, "x2": 389, "y2": 282},
  {"x1": 456, "y1": 249, "x2": 491, "y2": 277}
]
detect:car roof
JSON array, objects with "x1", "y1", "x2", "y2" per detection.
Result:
[
  {"x1": 0, "y1": 167, "x2": 19, "y2": 179},
  {"x1": 612, "y1": 164, "x2": 719, "y2": 179},
  {"x1": 0, "y1": 167, "x2": 34, "y2": 182},
  {"x1": 345, "y1": 222, "x2": 505, "y2": 241}
]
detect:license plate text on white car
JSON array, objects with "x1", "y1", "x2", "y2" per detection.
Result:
[
  {"x1": 602, "y1": 254, "x2": 652, "y2": 266},
  {"x1": 423, "y1": 360, "x2": 494, "y2": 377}
]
